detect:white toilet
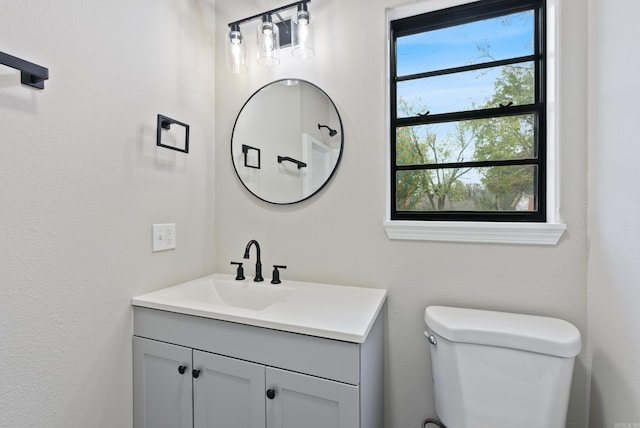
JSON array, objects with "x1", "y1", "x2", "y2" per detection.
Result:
[{"x1": 424, "y1": 306, "x2": 581, "y2": 428}]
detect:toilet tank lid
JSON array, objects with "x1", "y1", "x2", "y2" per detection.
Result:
[{"x1": 424, "y1": 306, "x2": 582, "y2": 357}]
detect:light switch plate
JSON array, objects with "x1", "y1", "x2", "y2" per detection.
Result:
[{"x1": 152, "y1": 223, "x2": 176, "y2": 252}]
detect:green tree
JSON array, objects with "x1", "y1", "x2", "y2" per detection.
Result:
[
  {"x1": 395, "y1": 98, "x2": 471, "y2": 211},
  {"x1": 466, "y1": 11, "x2": 538, "y2": 211},
  {"x1": 468, "y1": 63, "x2": 536, "y2": 210}
]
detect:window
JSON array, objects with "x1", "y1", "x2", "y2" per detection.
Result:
[{"x1": 390, "y1": 0, "x2": 546, "y2": 222}]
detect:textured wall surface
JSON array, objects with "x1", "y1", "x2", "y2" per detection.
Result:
[
  {"x1": 587, "y1": 0, "x2": 640, "y2": 426},
  {"x1": 214, "y1": 0, "x2": 589, "y2": 427},
  {"x1": 0, "y1": 1, "x2": 216, "y2": 427},
  {"x1": 1, "y1": 0, "x2": 610, "y2": 426}
]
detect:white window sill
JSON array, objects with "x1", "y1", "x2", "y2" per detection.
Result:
[{"x1": 383, "y1": 220, "x2": 566, "y2": 245}]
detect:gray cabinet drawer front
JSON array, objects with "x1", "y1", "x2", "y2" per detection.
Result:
[{"x1": 134, "y1": 307, "x2": 360, "y2": 384}]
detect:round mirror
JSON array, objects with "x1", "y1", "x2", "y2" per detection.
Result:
[{"x1": 231, "y1": 79, "x2": 343, "y2": 205}]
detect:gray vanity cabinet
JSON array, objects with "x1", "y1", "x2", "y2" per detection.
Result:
[
  {"x1": 133, "y1": 337, "x2": 193, "y2": 428},
  {"x1": 133, "y1": 307, "x2": 384, "y2": 428}
]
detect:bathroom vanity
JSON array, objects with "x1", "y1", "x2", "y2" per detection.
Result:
[{"x1": 132, "y1": 274, "x2": 386, "y2": 428}]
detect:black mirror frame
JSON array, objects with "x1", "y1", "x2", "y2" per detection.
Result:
[{"x1": 231, "y1": 79, "x2": 344, "y2": 205}]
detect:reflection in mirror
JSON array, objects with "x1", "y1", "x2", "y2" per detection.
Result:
[{"x1": 231, "y1": 79, "x2": 343, "y2": 204}]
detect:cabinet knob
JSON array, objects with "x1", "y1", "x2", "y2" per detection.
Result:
[
  {"x1": 266, "y1": 389, "x2": 276, "y2": 400},
  {"x1": 192, "y1": 369, "x2": 201, "y2": 379},
  {"x1": 178, "y1": 365, "x2": 187, "y2": 375}
]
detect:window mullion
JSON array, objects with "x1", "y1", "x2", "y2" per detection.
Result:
[
  {"x1": 395, "y1": 158, "x2": 540, "y2": 171},
  {"x1": 396, "y1": 104, "x2": 542, "y2": 127},
  {"x1": 396, "y1": 55, "x2": 538, "y2": 82}
]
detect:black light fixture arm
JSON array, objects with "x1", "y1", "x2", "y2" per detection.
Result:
[
  {"x1": 228, "y1": 0, "x2": 310, "y2": 27},
  {"x1": 0, "y1": 51, "x2": 49, "y2": 90}
]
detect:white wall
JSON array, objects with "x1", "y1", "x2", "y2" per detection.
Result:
[
  {"x1": 0, "y1": 0, "x2": 606, "y2": 426},
  {"x1": 587, "y1": 0, "x2": 640, "y2": 426},
  {"x1": 215, "y1": 0, "x2": 589, "y2": 427},
  {"x1": 0, "y1": 1, "x2": 216, "y2": 427}
]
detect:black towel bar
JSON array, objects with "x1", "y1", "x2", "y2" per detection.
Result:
[
  {"x1": 277, "y1": 156, "x2": 307, "y2": 169},
  {"x1": 0, "y1": 51, "x2": 49, "y2": 90}
]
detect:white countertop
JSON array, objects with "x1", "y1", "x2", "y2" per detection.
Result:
[{"x1": 132, "y1": 273, "x2": 387, "y2": 343}]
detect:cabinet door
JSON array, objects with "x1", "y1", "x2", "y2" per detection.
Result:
[
  {"x1": 193, "y1": 350, "x2": 266, "y2": 428},
  {"x1": 133, "y1": 337, "x2": 193, "y2": 428},
  {"x1": 266, "y1": 367, "x2": 360, "y2": 428}
]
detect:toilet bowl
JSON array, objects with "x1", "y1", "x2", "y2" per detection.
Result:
[{"x1": 424, "y1": 306, "x2": 581, "y2": 428}]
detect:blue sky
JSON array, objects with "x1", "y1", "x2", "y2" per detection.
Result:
[
  {"x1": 396, "y1": 10, "x2": 534, "y2": 116},
  {"x1": 397, "y1": 11, "x2": 534, "y2": 76}
]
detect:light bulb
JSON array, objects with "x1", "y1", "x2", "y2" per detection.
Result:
[
  {"x1": 292, "y1": 3, "x2": 314, "y2": 59},
  {"x1": 226, "y1": 24, "x2": 248, "y2": 73},
  {"x1": 257, "y1": 14, "x2": 280, "y2": 67}
]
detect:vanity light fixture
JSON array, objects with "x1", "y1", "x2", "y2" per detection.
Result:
[
  {"x1": 226, "y1": 0, "x2": 314, "y2": 74},
  {"x1": 318, "y1": 123, "x2": 338, "y2": 137}
]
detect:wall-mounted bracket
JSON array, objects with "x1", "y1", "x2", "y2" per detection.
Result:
[
  {"x1": 276, "y1": 20, "x2": 293, "y2": 47},
  {"x1": 157, "y1": 114, "x2": 190, "y2": 153},
  {"x1": 277, "y1": 155, "x2": 307, "y2": 169},
  {"x1": 242, "y1": 144, "x2": 261, "y2": 169},
  {"x1": 0, "y1": 51, "x2": 49, "y2": 90}
]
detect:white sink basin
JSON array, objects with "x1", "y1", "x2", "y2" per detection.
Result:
[
  {"x1": 133, "y1": 273, "x2": 387, "y2": 343},
  {"x1": 161, "y1": 277, "x2": 294, "y2": 311}
]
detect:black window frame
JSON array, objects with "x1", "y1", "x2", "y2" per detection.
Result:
[{"x1": 390, "y1": 0, "x2": 547, "y2": 222}]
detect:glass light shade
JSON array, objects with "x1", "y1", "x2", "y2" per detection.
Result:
[
  {"x1": 292, "y1": 5, "x2": 315, "y2": 59},
  {"x1": 256, "y1": 15, "x2": 280, "y2": 67},
  {"x1": 226, "y1": 25, "x2": 248, "y2": 74}
]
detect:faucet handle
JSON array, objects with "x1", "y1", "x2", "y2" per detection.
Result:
[
  {"x1": 271, "y1": 265, "x2": 287, "y2": 284},
  {"x1": 230, "y1": 262, "x2": 245, "y2": 280}
]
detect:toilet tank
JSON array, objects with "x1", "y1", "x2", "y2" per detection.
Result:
[{"x1": 424, "y1": 306, "x2": 581, "y2": 428}]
